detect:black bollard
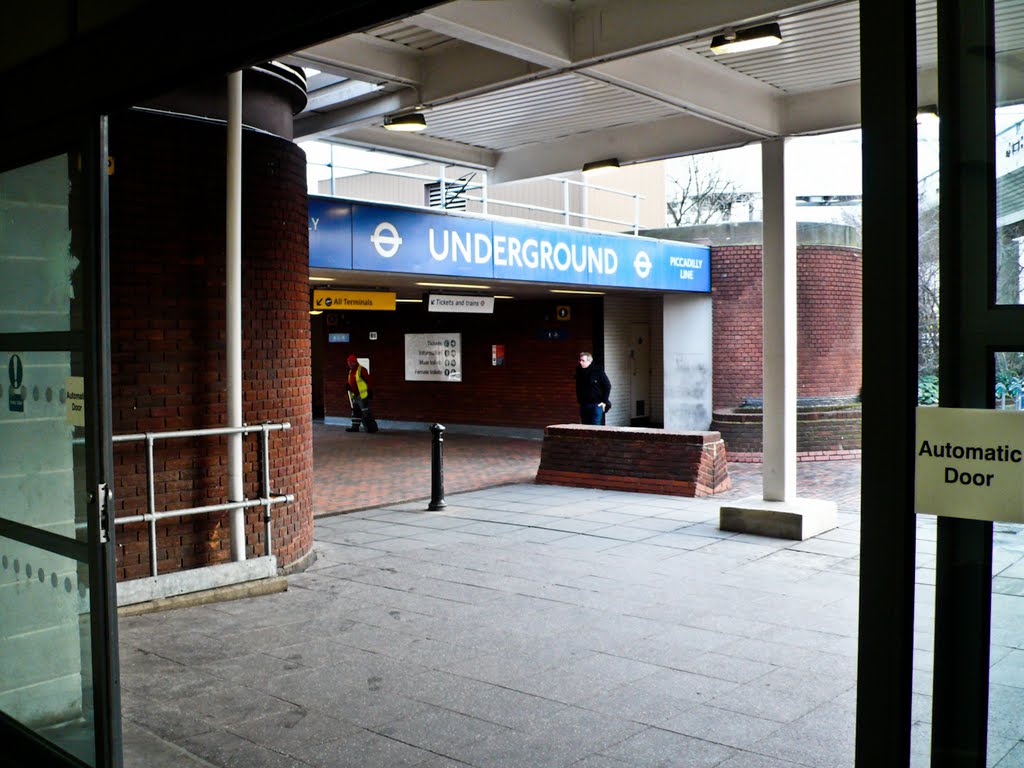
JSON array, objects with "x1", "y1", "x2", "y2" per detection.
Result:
[{"x1": 428, "y1": 423, "x2": 447, "y2": 510}]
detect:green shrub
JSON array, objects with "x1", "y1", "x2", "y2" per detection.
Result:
[{"x1": 918, "y1": 375, "x2": 939, "y2": 405}]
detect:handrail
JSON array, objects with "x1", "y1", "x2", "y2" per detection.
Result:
[
  {"x1": 112, "y1": 422, "x2": 294, "y2": 578},
  {"x1": 309, "y1": 157, "x2": 645, "y2": 233}
]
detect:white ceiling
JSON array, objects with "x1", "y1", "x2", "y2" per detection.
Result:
[
  {"x1": 285, "y1": 0, "x2": 871, "y2": 183},
  {"x1": 287, "y1": 0, "x2": 1024, "y2": 185},
  {"x1": 288, "y1": 0, "x2": 1024, "y2": 299}
]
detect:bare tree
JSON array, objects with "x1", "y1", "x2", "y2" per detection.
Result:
[
  {"x1": 830, "y1": 197, "x2": 941, "y2": 377},
  {"x1": 666, "y1": 157, "x2": 752, "y2": 225}
]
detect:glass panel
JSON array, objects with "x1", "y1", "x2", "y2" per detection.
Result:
[
  {"x1": 0, "y1": 154, "x2": 81, "y2": 333},
  {"x1": 990, "y1": 353, "x2": 1024, "y2": 765},
  {"x1": 992, "y1": 0, "x2": 1024, "y2": 763},
  {"x1": 0, "y1": 152, "x2": 98, "y2": 765},
  {"x1": 0, "y1": 536, "x2": 95, "y2": 765}
]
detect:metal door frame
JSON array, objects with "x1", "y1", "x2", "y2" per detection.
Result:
[{"x1": 0, "y1": 117, "x2": 122, "y2": 768}]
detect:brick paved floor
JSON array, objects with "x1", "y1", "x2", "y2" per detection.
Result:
[
  {"x1": 313, "y1": 422, "x2": 545, "y2": 515},
  {"x1": 313, "y1": 421, "x2": 862, "y2": 516}
]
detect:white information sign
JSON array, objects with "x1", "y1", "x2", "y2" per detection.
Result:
[
  {"x1": 427, "y1": 294, "x2": 494, "y2": 314},
  {"x1": 405, "y1": 333, "x2": 462, "y2": 382},
  {"x1": 916, "y1": 406, "x2": 1024, "y2": 523}
]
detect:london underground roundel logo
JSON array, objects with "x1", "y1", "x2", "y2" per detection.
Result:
[
  {"x1": 370, "y1": 221, "x2": 403, "y2": 258},
  {"x1": 634, "y1": 250, "x2": 652, "y2": 279}
]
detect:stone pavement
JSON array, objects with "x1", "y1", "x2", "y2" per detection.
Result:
[{"x1": 117, "y1": 426, "x2": 1024, "y2": 767}]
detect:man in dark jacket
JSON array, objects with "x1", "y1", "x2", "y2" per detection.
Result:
[{"x1": 575, "y1": 352, "x2": 611, "y2": 425}]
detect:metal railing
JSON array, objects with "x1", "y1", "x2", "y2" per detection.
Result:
[
  {"x1": 111, "y1": 422, "x2": 294, "y2": 578},
  {"x1": 307, "y1": 158, "x2": 646, "y2": 233}
]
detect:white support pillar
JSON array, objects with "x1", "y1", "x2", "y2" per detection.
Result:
[
  {"x1": 227, "y1": 71, "x2": 246, "y2": 562},
  {"x1": 718, "y1": 139, "x2": 837, "y2": 541},
  {"x1": 761, "y1": 138, "x2": 797, "y2": 502}
]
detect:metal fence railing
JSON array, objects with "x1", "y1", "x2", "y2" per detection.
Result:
[{"x1": 111, "y1": 422, "x2": 294, "y2": 578}]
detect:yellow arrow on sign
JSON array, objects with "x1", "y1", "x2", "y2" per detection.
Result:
[{"x1": 312, "y1": 289, "x2": 396, "y2": 311}]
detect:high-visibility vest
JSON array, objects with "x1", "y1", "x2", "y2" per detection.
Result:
[{"x1": 349, "y1": 366, "x2": 370, "y2": 400}]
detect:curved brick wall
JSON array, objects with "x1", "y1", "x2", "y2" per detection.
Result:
[
  {"x1": 712, "y1": 243, "x2": 862, "y2": 408},
  {"x1": 109, "y1": 110, "x2": 313, "y2": 580}
]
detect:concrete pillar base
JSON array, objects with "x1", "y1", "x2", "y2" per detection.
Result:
[{"x1": 719, "y1": 496, "x2": 838, "y2": 540}]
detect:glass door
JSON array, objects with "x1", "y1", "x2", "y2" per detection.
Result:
[{"x1": 0, "y1": 120, "x2": 121, "y2": 766}]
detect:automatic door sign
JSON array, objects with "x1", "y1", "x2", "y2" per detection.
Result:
[
  {"x1": 8, "y1": 354, "x2": 24, "y2": 412},
  {"x1": 66, "y1": 376, "x2": 85, "y2": 427},
  {"x1": 915, "y1": 406, "x2": 1024, "y2": 523}
]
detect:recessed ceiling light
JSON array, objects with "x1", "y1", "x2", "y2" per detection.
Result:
[
  {"x1": 550, "y1": 289, "x2": 605, "y2": 295},
  {"x1": 710, "y1": 22, "x2": 783, "y2": 55},
  {"x1": 309, "y1": 310, "x2": 323, "y2": 315},
  {"x1": 309, "y1": 276, "x2": 335, "y2": 282},
  {"x1": 396, "y1": 298, "x2": 423, "y2": 303},
  {"x1": 384, "y1": 113, "x2": 427, "y2": 132},
  {"x1": 581, "y1": 158, "x2": 620, "y2": 174},
  {"x1": 494, "y1": 295, "x2": 515, "y2": 299}
]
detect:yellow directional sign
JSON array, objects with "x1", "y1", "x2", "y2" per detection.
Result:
[{"x1": 312, "y1": 290, "x2": 396, "y2": 311}]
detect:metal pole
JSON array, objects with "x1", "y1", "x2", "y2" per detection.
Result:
[
  {"x1": 227, "y1": 70, "x2": 246, "y2": 561},
  {"x1": 633, "y1": 194, "x2": 640, "y2": 235},
  {"x1": 481, "y1": 170, "x2": 489, "y2": 215},
  {"x1": 428, "y1": 423, "x2": 447, "y2": 510},
  {"x1": 563, "y1": 179, "x2": 570, "y2": 225},
  {"x1": 261, "y1": 427, "x2": 273, "y2": 556},
  {"x1": 439, "y1": 164, "x2": 446, "y2": 208},
  {"x1": 146, "y1": 436, "x2": 158, "y2": 577}
]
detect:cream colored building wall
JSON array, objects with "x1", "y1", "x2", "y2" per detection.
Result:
[
  {"x1": 318, "y1": 159, "x2": 667, "y2": 233},
  {"x1": 583, "y1": 161, "x2": 667, "y2": 233}
]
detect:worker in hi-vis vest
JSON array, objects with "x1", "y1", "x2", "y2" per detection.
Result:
[{"x1": 345, "y1": 354, "x2": 379, "y2": 433}]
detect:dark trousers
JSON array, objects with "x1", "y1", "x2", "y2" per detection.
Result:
[
  {"x1": 579, "y1": 403, "x2": 605, "y2": 425},
  {"x1": 350, "y1": 396, "x2": 379, "y2": 432}
]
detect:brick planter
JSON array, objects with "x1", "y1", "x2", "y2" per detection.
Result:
[
  {"x1": 711, "y1": 403, "x2": 862, "y2": 462},
  {"x1": 536, "y1": 425, "x2": 731, "y2": 497}
]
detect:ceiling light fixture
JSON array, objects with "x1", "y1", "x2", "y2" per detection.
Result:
[
  {"x1": 396, "y1": 298, "x2": 423, "y2": 303},
  {"x1": 494, "y1": 295, "x2": 515, "y2": 299},
  {"x1": 710, "y1": 22, "x2": 782, "y2": 55},
  {"x1": 581, "y1": 157, "x2": 620, "y2": 174},
  {"x1": 309, "y1": 276, "x2": 335, "y2": 282},
  {"x1": 383, "y1": 113, "x2": 427, "y2": 132},
  {"x1": 550, "y1": 289, "x2": 605, "y2": 295},
  {"x1": 309, "y1": 310, "x2": 323, "y2": 315},
  {"x1": 416, "y1": 281, "x2": 492, "y2": 289}
]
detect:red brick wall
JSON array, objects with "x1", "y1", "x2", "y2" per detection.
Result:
[
  {"x1": 319, "y1": 299, "x2": 597, "y2": 429},
  {"x1": 108, "y1": 111, "x2": 313, "y2": 581},
  {"x1": 712, "y1": 244, "x2": 862, "y2": 408},
  {"x1": 536, "y1": 425, "x2": 731, "y2": 497}
]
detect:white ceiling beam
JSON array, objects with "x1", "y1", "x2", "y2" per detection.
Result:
[
  {"x1": 490, "y1": 113, "x2": 760, "y2": 184},
  {"x1": 294, "y1": 90, "x2": 420, "y2": 140},
  {"x1": 582, "y1": 46, "x2": 782, "y2": 137},
  {"x1": 780, "y1": 82, "x2": 860, "y2": 135},
  {"x1": 419, "y1": 43, "x2": 549, "y2": 104},
  {"x1": 294, "y1": 34, "x2": 421, "y2": 86},
  {"x1": 413, "y1": 0, "x2": 573, "y2": 68},
  {"x1": 294, "y1": 45, "x2": 551, "y2": 139},
  {"x1": 305, "y1": 79, "x2": 383, "y2": 111},
  {"x1": 323, "y1": 127, "x2": 499, "y2": 169},
  {"x1": 571, "y1": 0, "x2": 836, "y2": 64}
]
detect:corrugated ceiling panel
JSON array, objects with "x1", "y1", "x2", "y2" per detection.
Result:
[
  {"x1": 367, "y1": 21, "x2": 452, "y2": 51},
  {"x1": 421, "y1": 74, "x2": 680, "y2": 151},
  {"x1": 683, "y1": 1, "x2": 861, "y2": 93}
]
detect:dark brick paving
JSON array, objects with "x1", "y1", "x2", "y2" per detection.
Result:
[{"x1": 313, "y1": 421, "x2": 861, "y2": 516}]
